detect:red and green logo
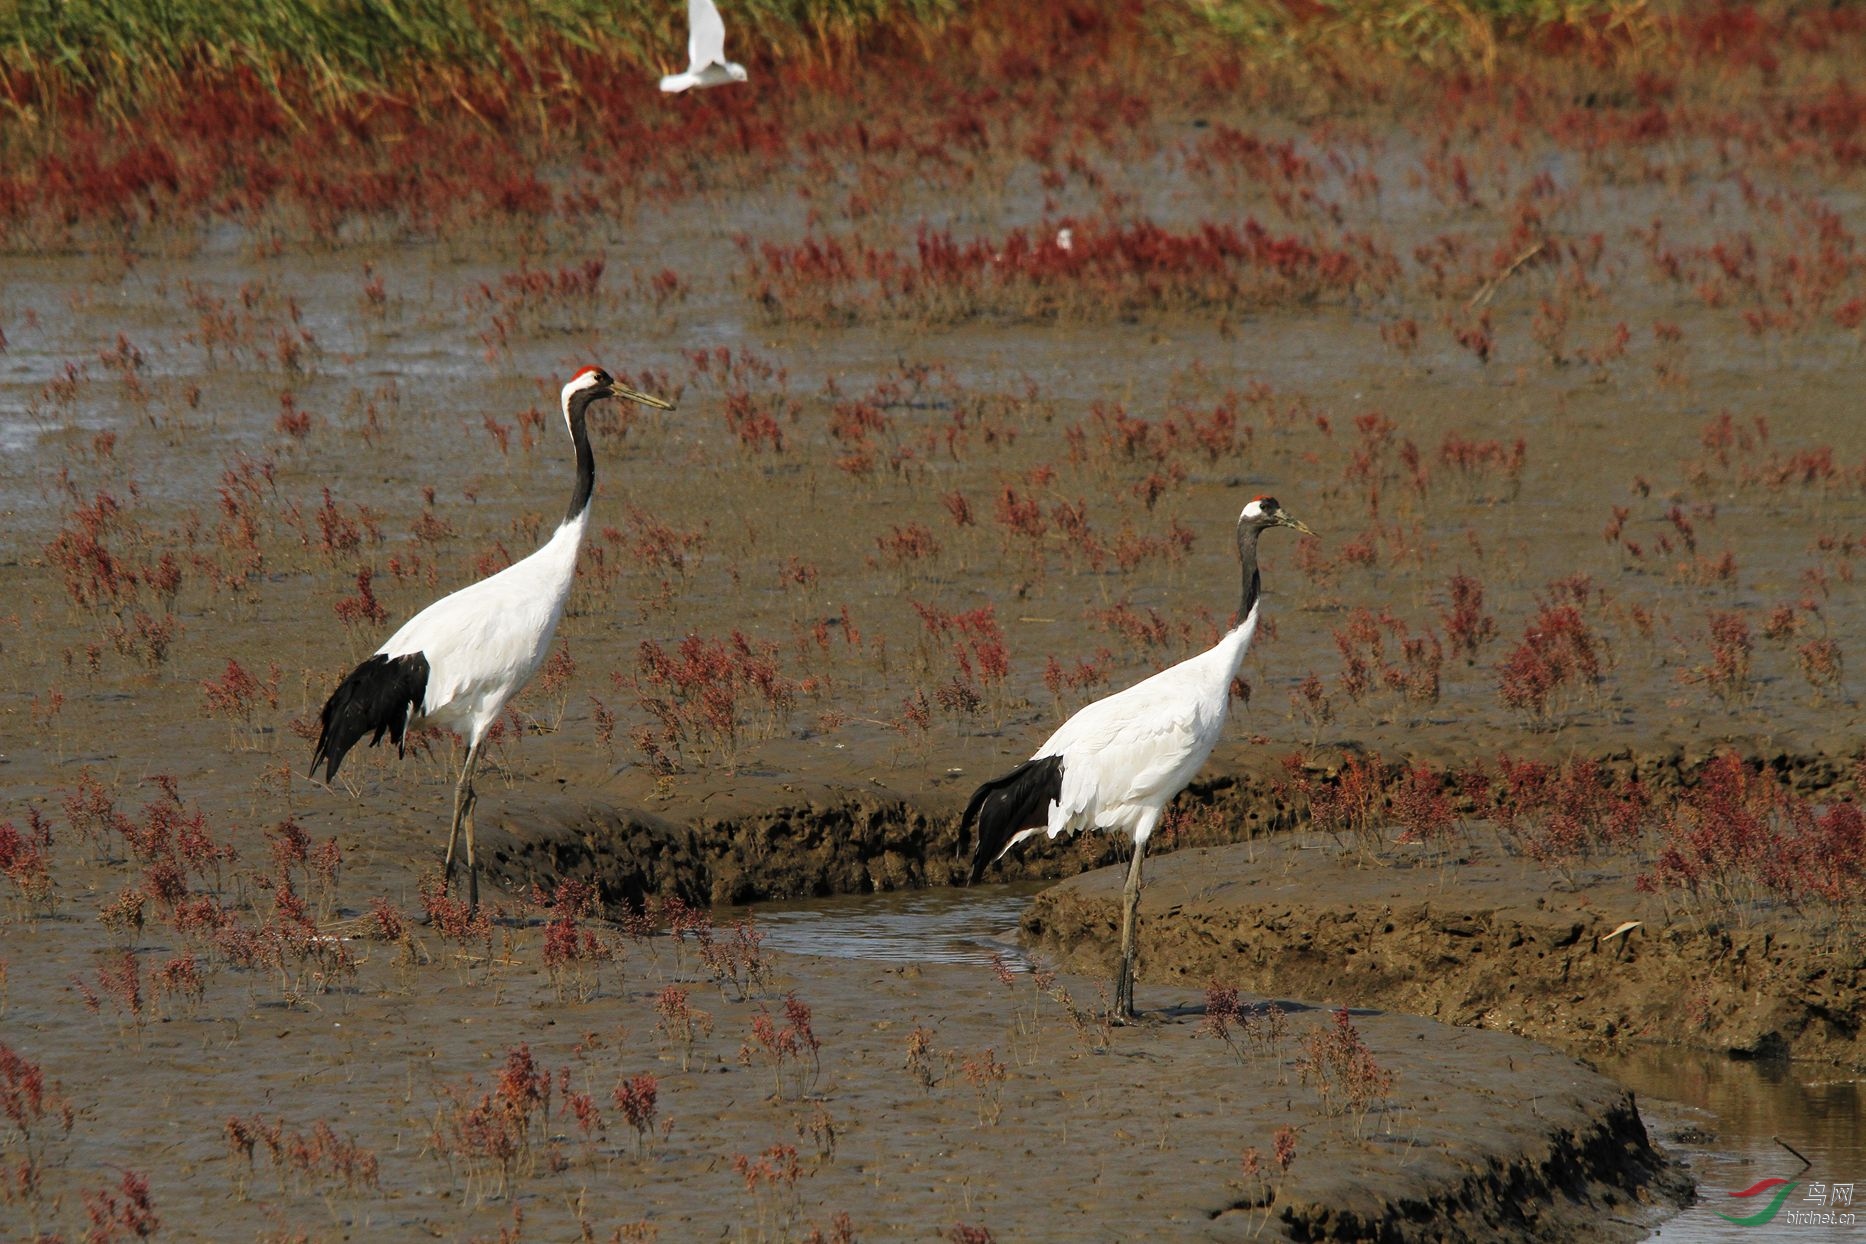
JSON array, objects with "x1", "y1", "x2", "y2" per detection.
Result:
[{"x1": 1718, "y1": 1177, "x2": 1800, "y2": 1226}]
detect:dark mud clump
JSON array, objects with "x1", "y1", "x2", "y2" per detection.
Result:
[{"x1": 479, "y1": 767, "x2": 1302, "y2": 907}]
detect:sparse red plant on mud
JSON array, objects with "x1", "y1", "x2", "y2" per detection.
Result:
[
  {"x1": 332, "y1": 565, "x2": 389, "y2": 634},
  {"x1": 654, "y1": 984, "x2": 715, "y2": 1072},
  {"x1": 1793, "y1": 637, "x2": 1845, "y2": 701},
  {"x1": 224, "y1": 1113, "x2": 379, "y2": 1198},
  {"x1": 0, "y1": 815, "x2": 57, "y2": 918},
  {"x1": 875, "y1": 522, "x2": 941, "y2": 580},
  {"x1": 739, "y1": 994, "x2": 821, "y2": 1099},
  {"x1": 1438, "y1": 432, "x2": 1525, "y2": 501},
  {"x1": 1440, "y1": 573, "x2": 1497, "y2": 663},
  {"x1": 1331, "y1": 607, "x2": 1441, "y2": 719},
  {"x1": 633, "y1": 630, "x2": 798, "y2": 768},
  {"x1": 427, "y1": 1043, "x2": 562, "y2": 1199},
  {"x1": 419, "y1": 871, "x2": 492, "y2": 952},
  {"x1": 535, "y1": 879, "x2": 614, "y2": 1002},
  {"x1": 1298, "y1": 1007, "x2": 1392, "y2": 1128},
  {"x1": 745, "y1": 215, "x2": 1393, "y2": 325},
  {"x1": 612, "y1": 1074, "x2": 660, "y2": 1154},
  {"x1": 199, "y1": 657, "x2": 282, "y2": 735},
  {"x1": 1637, "y1": 753, "x2": 1866, "y2": 924},
  {"x1": 0, "y1": 1040, "x2": 76, "y2": 1181},
  {"x1": 83, "y1": 1168, "x2": 159, "y2": 1242},
  {"x1": 1391, "y1": 764, "x2": 1456, "y2": 849},
  {"x1": 1282, "y1": 752, "x2": 1387, "y2": 850},
  {"x1": 1199, "y1": 982, "x2": 1249, "y2": 1059},
  {"x1": 1495, "y1": 586, "x2": 1604, "y2": 728},
  {"x1": 1490, "y1": 756, "x2": 1652, "y2": 875}
]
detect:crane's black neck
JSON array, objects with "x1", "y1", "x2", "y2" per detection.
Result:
[
  {"x1": 563, "y1": 390, "x2": 599, "y2": 524},
  {"x1": 1236, "y1": 520, "x2": 1264, "y2": 624}
]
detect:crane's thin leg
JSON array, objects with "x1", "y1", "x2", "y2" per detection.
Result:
[
  {"x1": 463, "y1": 759, "x2": 480, "y2": 914},
  {"x1": 1115, "y1": 836, "x2": 1147, "y2": 1019},
  {"x1": 443, "y1": 740, "x2": 483, "y2": 910}
]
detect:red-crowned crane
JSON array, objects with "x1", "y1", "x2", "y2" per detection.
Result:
[
  {"x1": 660, "y1": 0, "x2": 748, "y2": 92},
  {"x1": 310, "y1": 367, "x2": 673, "y2": 911},
  {"x1": 963, "y1": 496, "x2": 1314, "y2": 1018}
]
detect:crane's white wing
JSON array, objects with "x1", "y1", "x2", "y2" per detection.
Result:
[
  {"x1": 1035, "y1": 661, "x2": 1232, "y2": 836},
  {"x1": 379, "y1": 575, "x2": 560, "y2": 725},
  {"x1": 688, "y1": 0, "x2": 728, "y2": 70},
  {"x1": 377, "y1": 522, "x2": 581, "y2": 732}
]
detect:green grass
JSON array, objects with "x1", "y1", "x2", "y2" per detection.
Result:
[
  {"x1": 0, "y1": 0, "x2": 1688, "y2": 123},
  {"x1": 0, "y1": 0, "x2": 961, "y2": 107}
]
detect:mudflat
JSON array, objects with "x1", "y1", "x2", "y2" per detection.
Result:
[{"x1": 5, "y1": 7, "x2": 1865, "y2": 1239}]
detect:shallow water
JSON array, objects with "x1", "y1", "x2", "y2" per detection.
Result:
[
  {"x1": 738, "y1": 882, "x2": 1046, "y2": 966},
  {"x1": 755, "y1": 886, "x2": 1866, "y2": 1241},
  {"x1": 1603, "y1": 1049, "x2": 1866, "y2": 1242}
]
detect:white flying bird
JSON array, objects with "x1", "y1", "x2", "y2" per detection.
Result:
[
  {"x1": 311, "y1": 367, "x2": 674, "y2": 911},
  {"x1": 964, "y1": 496, "x2": 1314, "y2": 1018},
  {"x1": 660, "y1": 0, "x2": 748, "y2": 92}
]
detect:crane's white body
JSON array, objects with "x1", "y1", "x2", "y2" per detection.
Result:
[
  {"x1": 964, "y1": 494, "x2": 1309, "y2": 1017},
  {"x1": 377, "y1": 510, "x2": 585, "y2": 747},
  {"x1": 312, "y1": 366, "x2": 673, "y2": 912},
  {"x1": 1024, "y1": 606, "x2": 1259, "y2": 853},
  {"x1": 661, "y1": 0, "x2": 747, "y2": 92}
]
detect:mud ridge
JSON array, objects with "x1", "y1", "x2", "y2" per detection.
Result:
[
  {"x1": 1023, "y1": 835, "x2": 1865, "y2": 1069},
  {"x1": 481, "y1": 742, "x2": 1859, "y2": 912},
  {"x1": 1271, "y1": 1089, "x2": 1681, "y2": 1242}
]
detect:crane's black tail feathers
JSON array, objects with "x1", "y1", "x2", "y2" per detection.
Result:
[
  {"x1": 962, "y1": 754, "x2": 1064, "y2": 884},
  {"x1": 309, "y1": 652, "x2": 431, "y2": 781}
]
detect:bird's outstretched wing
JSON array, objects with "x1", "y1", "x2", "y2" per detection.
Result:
[{"x1": 688, "y1": 0, "x2": 728, "y2": 70}]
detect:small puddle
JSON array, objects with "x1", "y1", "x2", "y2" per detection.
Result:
[
  {"x1": 749, "y1": 887, "x2": 1866, "y2": 1240},
  {"x1": 740, "y1": 883, "x2": 1042, "y2": 966}
]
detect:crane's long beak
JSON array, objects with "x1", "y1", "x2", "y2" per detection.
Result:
[
  {"x1": 610, "y1": 382, "x2": 675, "y2": 411},
  {"x1": 1279, "y1": 513, "x2": 1317, "y2": 537}
]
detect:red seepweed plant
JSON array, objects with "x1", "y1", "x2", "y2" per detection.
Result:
[
  {"x1": 1637, "y1": 753, "x2": 1866, "y2": 929},
  {"x1": 653, "y1": 984, "x2": 715, "y2": 1072},
  {"x1": 199, "y1": 657, "x2": 283, "y2": 747},
  {"x1": 535, "y1": 878, "x2": 616, "y2": 1002},
  {"x1": 1440, "y1": 572, "x2": 1497, "y2": 664},
  {"x1": 1297, "y1": 1007, "x2": 1392, "y2": 1132},
  {"x1": 632, "y1": 630, "x2": 800, "y2": 769},
  {"x1": 224, "y1": 1113, "x2": 379, "y2": 1199},
  {"x1": 739, "y1": 993, "x2": 822, "y2": 1100},
  {"x1": 1495, "y1": 581, "x2": 1606, "y2": 728}
]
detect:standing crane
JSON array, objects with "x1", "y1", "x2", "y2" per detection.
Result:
[
  {"x1": 310, "y1": 367, "x2": 673, "y2": 911},
  {"x1": 963, "y1": 496, "x2": 1313, "y2": 1018}
]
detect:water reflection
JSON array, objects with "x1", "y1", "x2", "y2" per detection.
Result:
[
  {"x1": 1598, "y1": 1048, "x2": 1865, "y2": 1242},
  {"x1": 736, "y1": 883, "x2": 1044, "y2": 966}
]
